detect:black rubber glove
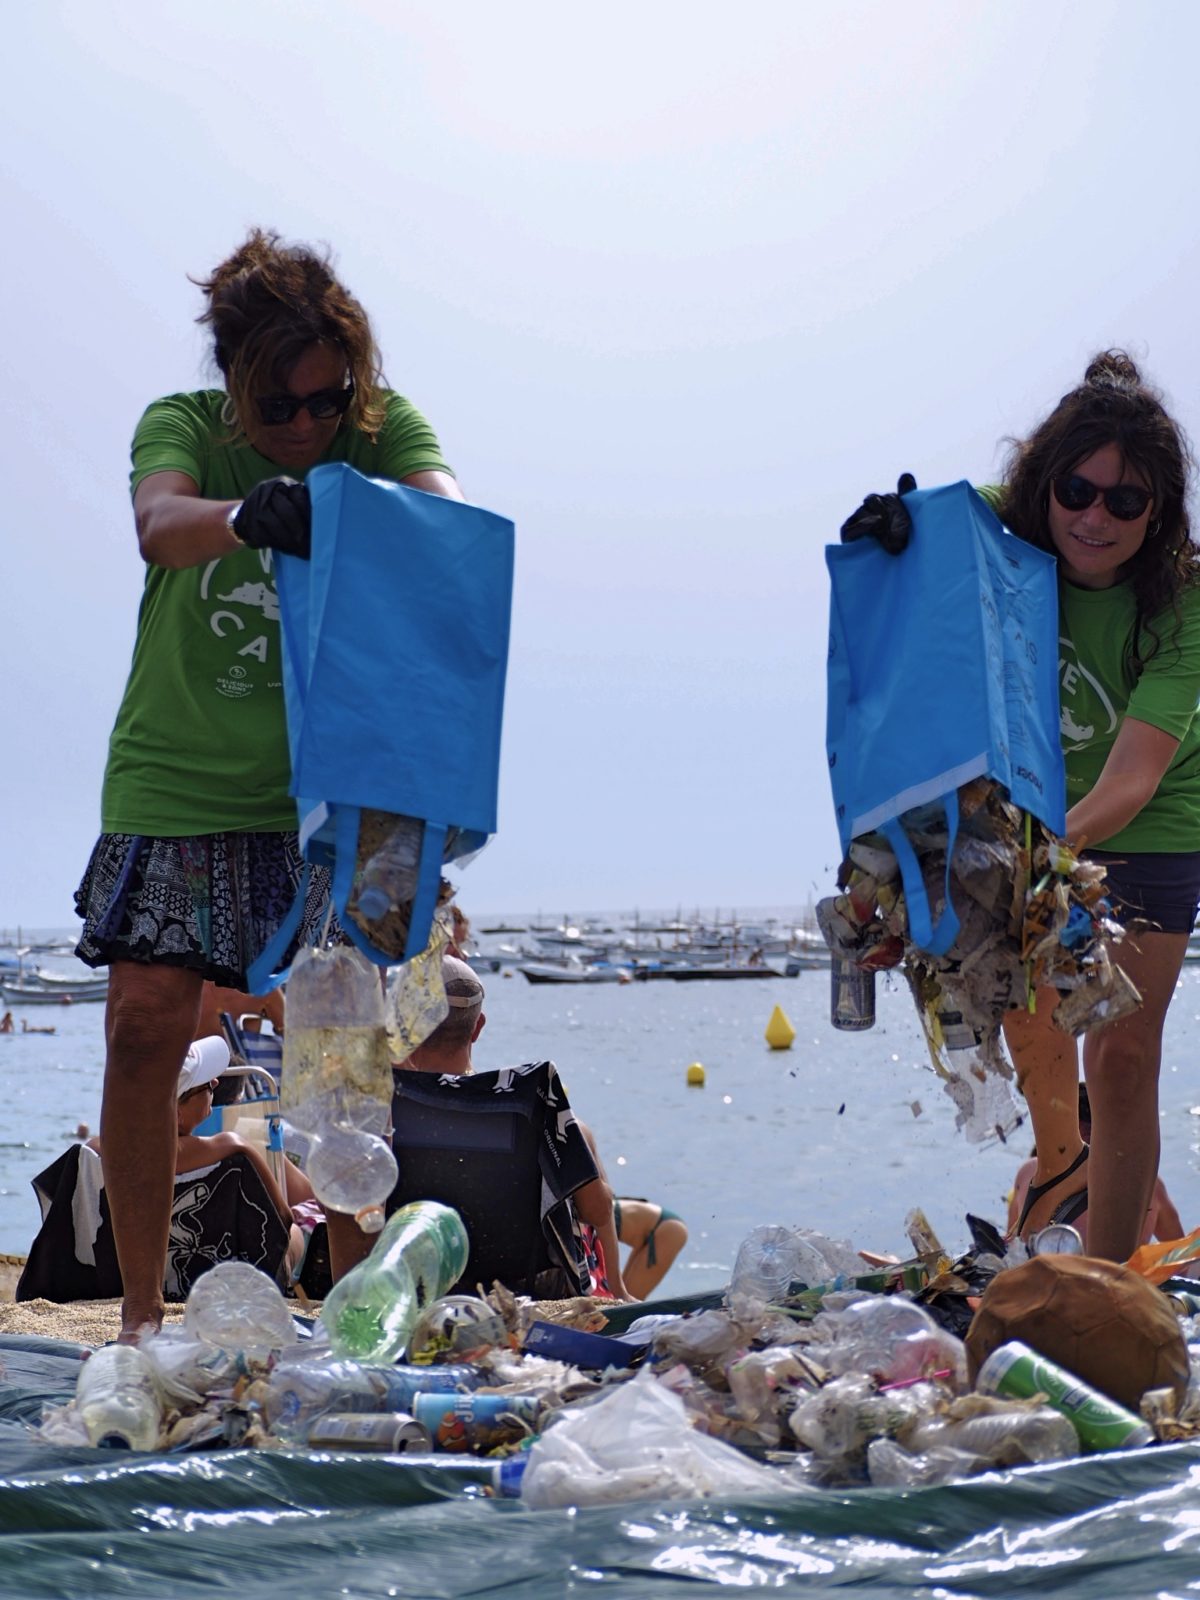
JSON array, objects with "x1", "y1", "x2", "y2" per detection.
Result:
[
  {"x1": 233, "y1": 476, "x2": 312, "y2": 559},
  {"x1": 839, "y1": 472, "x2": 917, "y2": 555}
]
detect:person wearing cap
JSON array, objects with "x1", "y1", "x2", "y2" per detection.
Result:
[
  {"x1": 325, "y1": 957, "x2": 631, "y2": 1298},
  {"x1": 87, "y1": 1036, "x2": 306, "y2": 1281}
]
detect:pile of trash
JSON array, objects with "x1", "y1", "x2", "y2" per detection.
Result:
[
  {"x1": 32, "y1": 1211, "x2": 1200, "y2": 1507},
  {"x1": 817, "y1": 777, "x2": 1138, "y2": 1142}
]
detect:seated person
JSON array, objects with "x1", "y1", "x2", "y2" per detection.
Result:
[
  {"x1": 19, "y1": 1037, "x2": 306, "y2": 1302},
  {"x1": 325, "y1": 957, "x2": 632, "y2": 1299},
  {"x1": 612, "y1": 1198, "x2": 688, "y2": 1299},
  {"x1": 1008, "y1": 1082, "x2": 1190, "y2": 1250}
]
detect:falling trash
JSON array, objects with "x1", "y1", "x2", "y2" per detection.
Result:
[{"x1": 764, "y1": 1005, "x2": 796, "y2": 1051}]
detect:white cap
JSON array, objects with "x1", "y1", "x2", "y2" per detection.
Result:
[{"x1": 178, "y1": 1036, "x2": 232, "y2": 1097}]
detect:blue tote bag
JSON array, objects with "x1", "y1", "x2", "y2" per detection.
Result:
[
  {"x1": 825, "y1": 481, "x2": 1064, "y2": 956},
  {"x1": 248, "y1": 463, "x2": 514, "y2": 987}
]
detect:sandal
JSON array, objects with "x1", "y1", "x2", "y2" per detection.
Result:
[{"x1": 1014, "y1": 1144, "x2": 1089, "y2": 1238}]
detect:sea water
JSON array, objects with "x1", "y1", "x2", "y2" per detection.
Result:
[{"x1": 4, "y1": 933, "x2": 1200, "y2": 1289}]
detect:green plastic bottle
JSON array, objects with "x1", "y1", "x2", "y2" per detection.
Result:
[{"x1": 321, "y1": 1201, "x2": 470, "y2": 1362}]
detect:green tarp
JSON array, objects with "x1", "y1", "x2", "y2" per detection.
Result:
[{"x1": 2, "y1": 1333, "x2": 1198, "y2": 1597}]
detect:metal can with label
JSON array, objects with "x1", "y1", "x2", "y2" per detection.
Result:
[
  {"x1": 411, "y1": 1392, "x2": 543, "y2": 1453},
  {"x1": 1030, "y1": 1224, "x2": 1085, "y2": 1257},
  {"x1": 830, "y1": 957, "x2": 875, "y2": 1031},
  {"x1": 975, "y1": 1340, "x2": 1153, "y2": 1452},
  {"x1": 308, "y1": 1411, "x2": 433, "y2": 1453}
]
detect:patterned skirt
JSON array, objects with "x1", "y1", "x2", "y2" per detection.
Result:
[{"x1": 74, "y1": 831, "x2": 333, "y2": 991}]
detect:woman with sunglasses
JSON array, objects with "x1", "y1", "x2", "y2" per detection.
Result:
[
  {"x1": 845, "y1": 351, "x2": 1200, "y2": 1261},
  {"x1": 74, "y1": 229, "x2": 463, "y2": 1342}
]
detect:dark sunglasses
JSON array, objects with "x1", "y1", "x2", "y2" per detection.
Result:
[
  {"x1": 255, "y1": 377, "x2": 355, "y2": 427},
  {"x1": 1051, "y1": 473, "x2": 1152, "y2": 522}
]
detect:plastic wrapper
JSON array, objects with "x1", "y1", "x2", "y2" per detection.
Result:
[
  {"x1": 520, "y1": 1370, "x2": 788, "y2": 1508},
  {"x1": 386, "y1": 907, "x2": 453, "y2": 1058}
]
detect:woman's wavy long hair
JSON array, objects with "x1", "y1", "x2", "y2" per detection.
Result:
[
  {"x1": 194, "y1": 229, "x2": 387, "y2": 442},
  {"x1": 996, "y1": 351, "x2": 1197, "y2": 678}
]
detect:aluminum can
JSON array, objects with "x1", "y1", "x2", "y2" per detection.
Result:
[
  {"x1": 976, "y1": 1340, "x2": 1153, "y2": 1452},
  {"x1": 830, "y1": 957, "x2": 875, "y2": 1031},
  {"x1": 307, "y1": 1411, "x2": 432, "y2": 1453},
  {"x1": 410, "y1": 1392, "x2": 543, "y2": 1453}
]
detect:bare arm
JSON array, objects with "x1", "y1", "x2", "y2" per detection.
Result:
[
  {"x1": 1066, "y1": 717, "x2": 1181, "y2": 849},
  {"x1": 402, "y1": 469, "x2": 465, "y2": 503},
  {"x1": 1153, "y1": 1181, "x2": 1185, "y2": 1243},
  {"x1": 133, "y1": 471, "x2": 245, "y2": 570}
]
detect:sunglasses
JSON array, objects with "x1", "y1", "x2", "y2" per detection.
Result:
[
  {"x1": 1051, "y1": 473, "x2": 1152, "y2": 523},
  {"x1": 255, "y1": 377, "x2": 355, "y2": 427}
]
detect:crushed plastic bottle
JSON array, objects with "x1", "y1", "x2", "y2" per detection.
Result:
[
  {"x1": 867, "y1": 1436, "x2": 987, "y2": 1487},
  {"x1": 905, "y1": 1405, "x2": 1078, "y2": 1464},
  {"x1": 321, "y1": 1200, "x2": 471, "y2": 1362},
  {"x1": 356, "y1": 813, "x2": 423, "y2": 923},
  {"x1": 264, "y1": 1351, "x2": 481, "y2": 1441},
  {"x1": 282, "y1": 944, "x2": 398, "y2": 1232},
  {"x1": 75, "y1": 1345, "x2": 163, "y2": 1451},
  {"x1": 184, "y1": 1261, "x2": 298, "y2": 1357},
  {"x1": 808, "y1": 1295, "x2": 967, "y2": 1388},
  {"x1": 789, "y1": 1373, "x2": 941, "y2": 1461}
]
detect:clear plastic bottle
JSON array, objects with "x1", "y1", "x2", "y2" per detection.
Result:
[
  {"x1": 305, "y1": 1123, "x2": 398, "y2": 1235},
  {"x1": 906, "y1": 1406, "x2": 1078, "y2": 1464},
  {"x1": 184, "y1": 1261, "x2": 298, "y2": 1357},
  {"x1": 75, "y1": 1345, "x2": 163, "y2": 1450},
  {"x1": 728, "y1": 1225, "x2": 808, "y2": 1306},
  {"x1": 356, "y1": 814, "x2": 423, "y2": 922},
  {"x1": 264, "y1": 1353, "x2": 481, "y2": 1440},
  {"x1": 282, "y1": 945, "x2": 397, "y2": 1228},
  {"x1": 321, "y1": 1201, "x2": 471, "y2": 1362}
]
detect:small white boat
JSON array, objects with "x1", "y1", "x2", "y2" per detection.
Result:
[{"x1": 518, "y1": 958, "x2": 629, "y2": 985}]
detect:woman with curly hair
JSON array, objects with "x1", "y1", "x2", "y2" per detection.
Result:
[
  {"x1": 846, "y1": 353, "x2": 1200, "y2": 1260},
  {"x1": 74, "y1": 230, "x2": 463, "y2": 1340}
]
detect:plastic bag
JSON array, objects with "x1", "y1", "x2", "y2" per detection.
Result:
[{"x1": 520, "y1": 1370, "x2": 788, "y2": 1508}]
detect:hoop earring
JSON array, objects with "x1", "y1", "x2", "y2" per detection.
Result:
[
  {"x1": 1148, "y1": 518, "x2": 1162, "y2": 538},
  {"x1": 220, "y1": 394, "x2": 239, "y2": 429}
]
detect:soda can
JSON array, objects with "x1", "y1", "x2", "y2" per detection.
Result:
[
  {"x1": 411, "y1": 1392, "x2": 543, "y2": 1453},
  {"x1": 830, "y1": 957, "x2": 875, "y2": 1031},
  {"x1": 308, "y1": 1411, "x2": 432, "y2": 1453},
  {"x1": 975, "y1": 1340, "x2": 1153, "y2": 1452},
  {"x1": 1030, "y1": 1223, "x2": 1084, "y2": 1257}
]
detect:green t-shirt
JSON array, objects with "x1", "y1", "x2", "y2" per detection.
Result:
[
  {"x1": 102, "y1": 390, "x2": 451, "y2": 835},
  {"x1": 1057, "y1": 579, "x2": 1200, "y2": 853}
]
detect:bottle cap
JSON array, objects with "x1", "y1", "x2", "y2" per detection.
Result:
[{"x1": 355, "y1": 1204, "x2": 386, "y2": 1233}]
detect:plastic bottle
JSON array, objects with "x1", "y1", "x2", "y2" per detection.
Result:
[
  {"x1": 184, "y1": 1261, "x2": 298, "y2": 1357},
  {"x1": 282, "y1": 944, "x2": 397, "y2": 1229},
  {"x1": 304, "y1": 1123, "x2": 398, "y2": 1235},
  {"x1": 728, "y1": 1224, "x2": 813, "y2": 1306},
  {"x1": 321, "y1": 1201, "x2": 471, "y2": 1362},
  {"x1": 906, "y1": 1406, "x2": 1078, "y2": 1464},
  {"x1": 809, "y1": 1295, "x2": 960, "y2": 1386},
  {"x1": 75, "y1": 1345, "x2": 163, "y2": 1451},
  {"x1": 264, "y1": 1353, "x2": 481, "y2": 1440},
  {"x1": 356, "y1": 814, "x2": 423, "y2": 922}
]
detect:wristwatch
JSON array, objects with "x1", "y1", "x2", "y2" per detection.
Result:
[{"x1": 226, "y1": 501, "x2": 246, "y2": 545}]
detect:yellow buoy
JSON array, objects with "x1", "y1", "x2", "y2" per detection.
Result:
[
  {"x1": 686, "y1": 1061, "x2": 706, "y2": 1087},
  {"x1": 764, "y1": 1004, "x2": 796, "y2": 1051}
]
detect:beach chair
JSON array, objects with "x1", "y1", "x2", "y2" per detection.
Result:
[
  {"x1": 17, "y1": 1145, "x2": 289, "y2": 1302},
  {"x1": 196, "y1": 1041, "x2": 288, "y2": 1195},
  {"x1": 219, "y1": 1010, "x2": 284, "y2": 1083},
  {"x1": 389, "y1": 1061, "x2": 596, "y2": 1298}
]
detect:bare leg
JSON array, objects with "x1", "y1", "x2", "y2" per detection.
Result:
[
  {"x1": 102, "y1": 962, "x2": 203, "y2": 1341},
  {"x1": 617, "y1": 1199, "x2": 689, "y2": 1299},
  {"x1": 1001, "y1": 989, "x2": 1086, "y2": 1236},
  {"x1": 1083, "y1": 928, "x2": 1187, "y2": 1262},
  {"x1": 326, "y1": 1211, "x2": 374, "y2": 1283}
]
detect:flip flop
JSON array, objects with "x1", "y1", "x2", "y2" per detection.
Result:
[{"x1": 1014, "y1": 1144, "x2": 1089, "y2": 1238}]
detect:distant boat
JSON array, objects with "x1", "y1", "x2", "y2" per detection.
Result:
[
  {"x1": 633, "y1": 963, "x2": 785, "y2": 982},
  {"x1": 0, "y1": 980, "x2": 109, "y2": 1005},
  {"x1": 518, "y1": 960, "x2": 628, "y2": 985}
]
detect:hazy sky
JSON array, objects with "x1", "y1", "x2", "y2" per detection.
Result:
[{"x1": 5, "y1": 1, "x2": 1200, "y2": 928}]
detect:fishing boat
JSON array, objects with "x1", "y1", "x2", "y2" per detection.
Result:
[
  {"x1": 518, "y1": 959, "x2": 629, "y2": 985},
  {"x1": 632, "y1": 962, "x2": 785, "y2": 982},
  {"x1": 0, "y1": 980, "x2": 109, "y2": 1006}
]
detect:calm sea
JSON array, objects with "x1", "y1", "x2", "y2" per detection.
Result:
[{"x1": 4, "y1": 923, "x2": 1200, "y2": 1287}]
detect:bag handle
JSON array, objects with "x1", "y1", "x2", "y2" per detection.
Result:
[
  {"x1": 880, "y1": 789, "x2": 961, "y2": 957},
  {"x1": 244, "y1": 861, "x2": 311, "y2": 994}
]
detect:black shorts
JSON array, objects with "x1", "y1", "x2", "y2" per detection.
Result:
[{"x1": 1086, "y1": 849, "x2": 1200, "y2": 936}]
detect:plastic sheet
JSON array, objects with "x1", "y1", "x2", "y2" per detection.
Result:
[{"x1": 5, "y1": 1333, "x2": 1200, "y2": 1597}]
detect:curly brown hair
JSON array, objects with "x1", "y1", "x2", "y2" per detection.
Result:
[
  {"x1": 996, "y1": 351, "x2": 1197, "y2": 678},
  {"x1": 194, "y1": 228, "x2": 387, "y2": 442}
]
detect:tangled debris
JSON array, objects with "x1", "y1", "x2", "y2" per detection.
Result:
[{"x1": 818, "y1": 778, "x2": 1138, "y2": 1142}]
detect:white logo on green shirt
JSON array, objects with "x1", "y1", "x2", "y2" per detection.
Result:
[{"x1": 1059, "y1": 634, "x2": 1117, "y2": 753}]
